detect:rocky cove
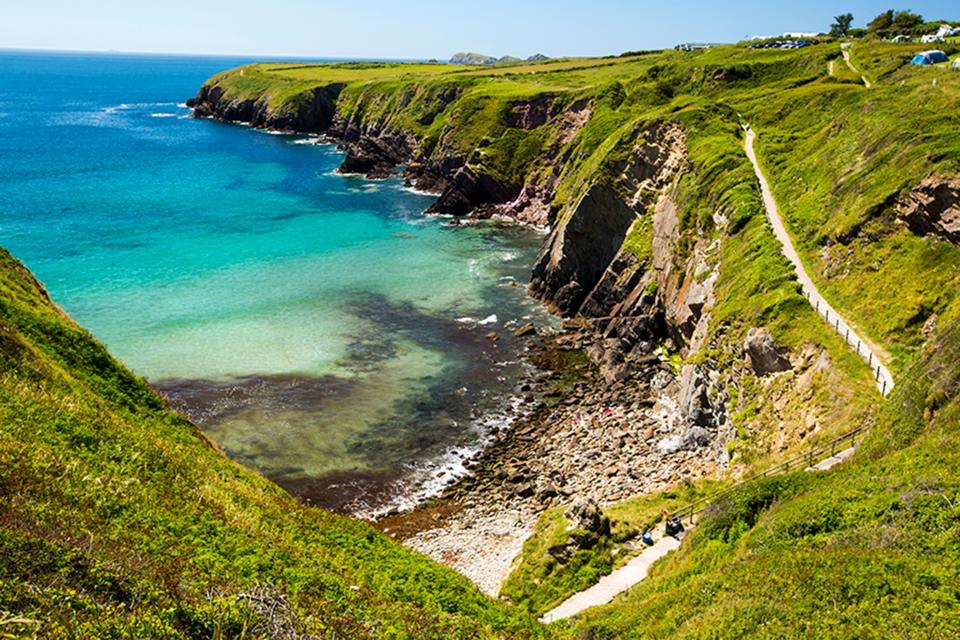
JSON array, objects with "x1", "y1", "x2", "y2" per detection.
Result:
[
  {"x1": 186, "y1": 78, "x2": 822, "y2": 594},
  {"x1": 8, "y1": 41, "x2": 960, "y2": 638}
]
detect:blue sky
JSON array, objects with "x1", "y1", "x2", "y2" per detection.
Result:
[{"x1": 2, "y1": 1, "x2": 956, "y2": 58}]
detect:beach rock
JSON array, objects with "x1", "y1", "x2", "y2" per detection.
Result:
[
  {"x1": 565, "y1": 499, "x2": 608, "y2": 535},
  {"x1": 513, "y1": 483, "x2": 535, "y2": 498},
  {"x1": 743, "y1": 327, "x2": 792, "y2": 375},
  {"x1": 656, "y1": 436, "x2": 684, "y2": 454},
  {"x1": 684, "y1": 425, "x2": 711, "y2": 448},
  {"x1": 514, "y1": 322, "x2": 538, "y2": 337}
]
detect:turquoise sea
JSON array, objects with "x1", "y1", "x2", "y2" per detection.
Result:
[{"x1": 0, "y1": 50, "x2": 551, "y2": 515}]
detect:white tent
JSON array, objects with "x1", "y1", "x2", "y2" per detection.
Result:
[{"x1": 936, "y1": 24, "x2": 960, "y2": 37}]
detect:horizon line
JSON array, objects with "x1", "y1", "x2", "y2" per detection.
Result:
[{"x1": 0, "y1": 46, "x2": 447, "y2": 62}]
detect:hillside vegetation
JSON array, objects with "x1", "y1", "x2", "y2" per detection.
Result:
[
  {"x1": 0, "y1": 249, "x2": 544, "y2": 638},
  {"x1": 198, "y1": 40, "x2": 960, "y2": 371},
  {"x1": 564, "y1": 317, "x2": 960, "y2": 638}
]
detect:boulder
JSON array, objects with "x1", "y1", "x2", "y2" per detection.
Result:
[
  {"x1": 513, "y1": 322, "x2": 538, "y2": 337},
  {"x1": 565, "y1": 498, "x2": 608, "y2": 535},
  {"x1": 898, "y1": 176, "x2": 960, "y2": 244},
  {"x1": 743, "y1": 327, "x2": 792, "y2": 375},
  {"x1": 656, "y1": 435, "x2": 684, "y2": 454},
  {"x1": 684, "y1": 425, "x2": 711, "y2": 448},
  {"x1": 678, "y1": 364, "x2": 712, "y2": 426}
]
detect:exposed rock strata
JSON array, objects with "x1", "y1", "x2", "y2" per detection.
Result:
[
  {"x1": 898, "y1": 176, "x2": 960, "y2": 244},
  {"x1": 189, "y1": 82, "x2": 598, "y2": 227},
  {"x1": 188, "y1": 83, "x2": 345, "y2": 133}
]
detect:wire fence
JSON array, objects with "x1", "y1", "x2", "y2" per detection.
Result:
[
  {"x1": 671, "y1": 425, "x2": 869, "y2": 524},
  {"x1": 800, "y1": 286, "x2": 892, "y2": 397}
]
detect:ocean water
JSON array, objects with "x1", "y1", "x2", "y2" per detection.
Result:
[{"x1": 0, "y1": 50, "x2": 551, "y2": 515}]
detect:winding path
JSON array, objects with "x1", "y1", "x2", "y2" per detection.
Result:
[
  {"x1": 538, "y1": 118, "x2": 894, "y2": 625},
  {"x1": 540, "y1": 438, "x2": 861, "y2": 623},
  {"x1": 841, "y1": 48, "x2": 872, "y2": 88},
  {"x1": 540, "y1": 532, "x2": 683, "y2": 623},
  {"x1": 744, "y1": 128, "x2": 893, "y2": 396}
]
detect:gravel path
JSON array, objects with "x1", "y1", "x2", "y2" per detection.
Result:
[
  {"x1": 744, "y1": 128, "x2": 893, "y2": 396},
  {"x1": 540, "y1": 531, "x2": 684, "y2": 623}
]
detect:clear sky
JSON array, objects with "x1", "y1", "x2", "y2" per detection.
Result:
[{"x1": 2, "y1": 1, "x2": 956, "y2": 59}]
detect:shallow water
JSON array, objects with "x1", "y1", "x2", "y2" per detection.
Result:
[{"x1": 0, "y1": 50, "x2": 552, "y2": 515}]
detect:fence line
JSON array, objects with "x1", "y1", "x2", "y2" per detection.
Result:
[
  {"x1": 672, "y1": 425, "x2": 868, "y2": 524},
  {"x1": 802, "y1": 287, "x2": 888, "y2": 396}
]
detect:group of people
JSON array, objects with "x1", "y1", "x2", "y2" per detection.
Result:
[{"x1": 640, "y1": 510, "x2": 686, "y2": 546}]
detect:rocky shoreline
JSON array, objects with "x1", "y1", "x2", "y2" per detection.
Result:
[{"x1": 376, "y1": 324, "x2": 720, "y2": 595}]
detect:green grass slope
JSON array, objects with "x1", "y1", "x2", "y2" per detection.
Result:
[
  {"x1": 198, "y1": 43, "x2": 960, "y2": 628},
  {"x1": 0, "y1": 248, "x2": 544, "y2": 638},
  {"x1": 564, "y1": 318, "x2": 960, "y2": 639}
]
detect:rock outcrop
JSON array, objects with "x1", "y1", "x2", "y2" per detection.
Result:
[
  {"x1": 449, "y1": 52, "x2": 499, "y2": 65},
  {"x1": 188, "y1": 83, "x2": 345, "y2": 133},
  {"x1": 189, "y1": 77, "x2": 594, "y2": 227},
  {"x1": 530, "y1": 122, "x2": 687, "y2": 317},
  {"x1": 448, "y1": 52, "x2": 551, "y2": 66},
  {"x1": 898, "y1": 176, "x2": 960, "y2": 244},
  {"x1": 743, "y1": 327, "x2": 793, "y2": 376},
  {"x1": 530, "y1": 184, "x2": 638, "y2": 315}
]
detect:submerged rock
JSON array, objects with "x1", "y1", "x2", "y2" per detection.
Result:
[{"x1": 514, "y1": 322, "x2": 538, "y2": 337}]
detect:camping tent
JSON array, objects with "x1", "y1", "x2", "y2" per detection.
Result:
[
  {"x1": 912, "y1": 50, "x2": 950, "y2": 65},
  {"x1": 936, "y1": 24, "x2": 960, "y2": 37},
  {"x1": 952, "y1": 59, "x2": 960, "y2": 70}
]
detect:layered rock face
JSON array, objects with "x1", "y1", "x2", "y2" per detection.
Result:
[
  {"x1": 188, "y1": 83, "x2": 345, "y2": 133},
  {"x1": 189, "y1": 78, "x2": 598, "y2": 227},
  {"x1": 898, "y1": 176, "x2": 960, "y2": 244},
  {"x1": 524, "y1": 122, "x2": 741, "y2": 459},
  {"x1": 530, "y1": 185, "x2": 638, "y2": 316}
]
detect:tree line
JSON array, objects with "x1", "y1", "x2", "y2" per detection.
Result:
[{"x1": 829, "y1": 9, "x2": 932, "y2": 38}]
